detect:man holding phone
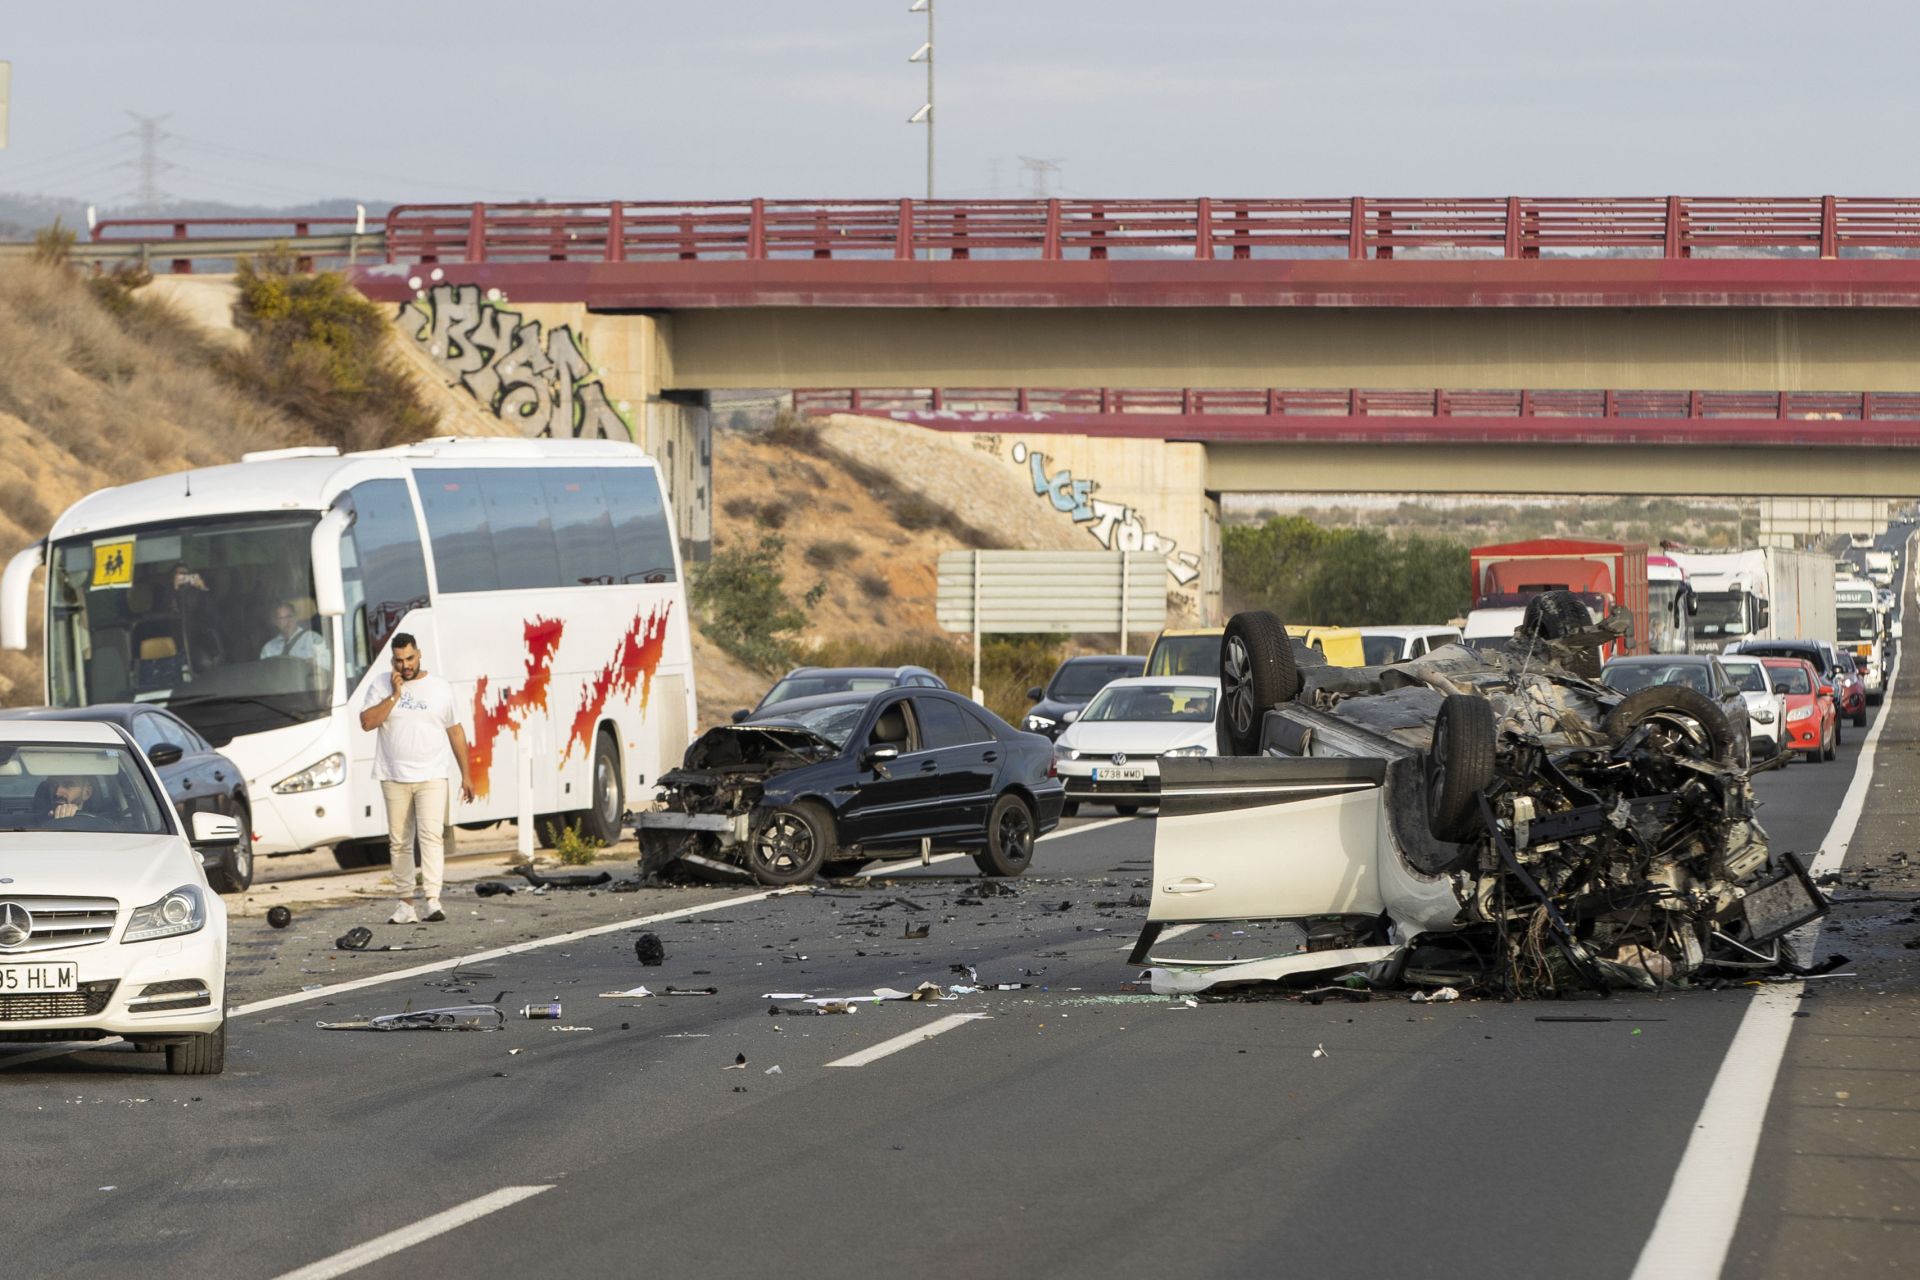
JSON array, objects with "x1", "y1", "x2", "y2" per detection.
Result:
[{"x1": 357, "y1": 633, "x2": 474, "y2": 924}]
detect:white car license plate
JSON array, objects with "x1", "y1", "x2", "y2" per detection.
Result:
[
  {"x1": 1094, "y1": 766, "x2": 1147, "y2": 783},
  {"x1": 0, "y1": 963, "x2": 79, "y2": 994}
]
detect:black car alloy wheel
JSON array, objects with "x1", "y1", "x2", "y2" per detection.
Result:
[{"x1": 1223, "y1": 635, "x2": 1255, "y2": 740}]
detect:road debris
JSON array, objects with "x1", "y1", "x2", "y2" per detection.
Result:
[
  {"x1": 664, "y1": 986, "x2": 718, "y2": 996},
  {"x1": 317, "y1": 1005, "x2": 505, "y2": 1032},
  {"x1": 335, "y1": 926, "x2": 373, "y2": 951},
  {"x1": 549, "y1": 1025, "x2": 594, "y2": 1033},
  {"x1": 515, "y1": 867, "x2": 613, "y2": 890},
  {"x1": 724, "y1": 1053, "x2": 748, "y2": 1070},
  {"x1": 1411, "y1": 987, "x2": 1461, "y2": 1004},
  {"x1": 266, "y1": 906, "x2": 293, "y2": 929},
  {"x1": 633, "y1": 932, "x2": 667, "y2": 965},
  {"x1": 599, "y1": 986, "x2": 654, "y2": 998},
  {"x1": 474, "y1": 881, "x2": 517, "y2": 898},
  {"x1": 764, "y1": 1065, "x2": 782, "y2": 1075},
  {"x1": 520, "y1": 1002, "x2": 563, "y2": 1020}
]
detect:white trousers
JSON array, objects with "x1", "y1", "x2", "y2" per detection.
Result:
[{"x1": 380, "y1": 778, "x2": 448, "y2": 902}]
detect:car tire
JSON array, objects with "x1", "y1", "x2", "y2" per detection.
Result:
[
  {"x1": 1853, "y1": 705, "x2": 1868, "y2": 728},
  {"x1": 572, "y1": 728, "x2": 624, "y2": 847},
  {"x1": 1061, "y1": 801, "x2": 1080, "y2": 818},
  {"x1": 1824, "y1": 723, "x2": 1838, "y2": 760},
  {"x1": 1218, "y1": 611, "x2": 1299, "y2": 756},
  {"x1": 1114, "y1": 804, "x2": 1142, "y2": 816},
  {"x1": 973, "y1": 793, "x2": 1036, "y2": 877},
  {"x1": 332, "y1": 839, "x2": 391, "y2": 870},
  {"x1": 207, "y1": 802, "x2": 254, "y2": 893},
  {"x1": 1425, "y1": 694, "x2": 1498, "y2": 842},
  {"x1": 165, "y1": 1021, "x2": 226, "y2": 1076},
  {"x1": 1834, "y1": 717, "x2": 1845, "y2": 748},
  {"x1": 1604, "y1": 685, "x2": 1739, "y2": 766},
  {"x1": 747, "y1": 801, "x2": 832, "y2": 885}
]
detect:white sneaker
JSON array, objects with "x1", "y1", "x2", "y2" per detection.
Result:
[
  {"x1": 423, "y1": 900, "x2": 446, "y2": 923},
  {"x1": 388, "y1": 900, "x2": 419, "y2": 925}
]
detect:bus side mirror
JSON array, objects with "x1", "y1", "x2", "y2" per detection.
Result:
[
  {"x1": 311, "y1": 506, "x2": 352, "y2": 618},
  {"x1": 1754, "y1": 600, "x2": 1770, "y2": 631},
  {"x1": 1, "y1": 542, "x2": 45, "y2": 652}
]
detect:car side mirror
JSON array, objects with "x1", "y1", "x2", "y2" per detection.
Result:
[
  {"x1": 147, "y1": 743, "x2": 185, "y2": 767},
  {"x1": 191, "y1": 811, "x2": 241, "y2": 845},
  {"x1": 1773, "y1": 682, "x2": 1791, "y2": 695},
  {"x1": 1026, "y1": 686, "x2": 1044, "y2": 701},
  {"x1": 730, "y1": 709, "x2": 751, "y2": 724},
  {"x1": 860, "y1": 744, "x2": 900, "y2": 771},
  {"x1": 1755, "y1": 601, "x2": 1771, "y2": 631}
]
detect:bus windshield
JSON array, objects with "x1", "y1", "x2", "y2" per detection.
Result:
[{"x1": 47, "y1": 514, "x2": 332, "y2": 744}]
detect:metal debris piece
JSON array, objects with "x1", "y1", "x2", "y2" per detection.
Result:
[{"x1": 317, "y1": 1005, "x2": 505, "y2": 1032}]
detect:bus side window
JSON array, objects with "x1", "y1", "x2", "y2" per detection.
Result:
[
  {"x1": 601, "y1": 468, "x2": 677, "y2": 585},
  {"x1": 346, "y1": 479, "x2": 431, "y2": 673},
  {"x1": 545, "y1": 469, "x2": 619, "y2": 587}
]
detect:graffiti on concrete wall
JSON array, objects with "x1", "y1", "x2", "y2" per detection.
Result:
[
  {"x1": 1011, "y1": 441, "x2": 1201, "y2": 585},
  {"x1": 399, "y1": 283, "x2": 631, "y2": 439}
]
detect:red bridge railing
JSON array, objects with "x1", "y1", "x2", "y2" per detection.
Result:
[
  {"x1": 87, "y1": 198, "x2": 1920, "y2": 266},
  {"x1": 794, "y1": 387, "x2": 1920, "y2": 421}
]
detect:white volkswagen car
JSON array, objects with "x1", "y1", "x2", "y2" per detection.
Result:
[
  {"x1": 0, "y1": 720, "x2": 231, "y2": 1074},
  {"x1": 1052, "y1": 677, "x2": 1220, "y2": 815}
]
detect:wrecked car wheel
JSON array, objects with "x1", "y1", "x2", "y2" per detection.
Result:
[
  {"x1": 1425, "y1": 694, "x2": 1497, "y2": 841},
  {"x1": 1219, "y1": 611, "x2": 1299, "y2": 756},
  {"x1": 1604, "y1": 685, "x2": 1739, "y2": 766},
  {"x1": 1519, "y1": 589, "x2": 1602, "y2": 677},
  {"x1": 974, "y1": 793, "x2": 1036, "y2": 877},
  {"x1": 748, "y1": 802, "x2": 832, "y2": 885}
]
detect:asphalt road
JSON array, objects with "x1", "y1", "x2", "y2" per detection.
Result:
[{"x1": 3, "y1": 692, "x2": 1899, "y2": 1280}]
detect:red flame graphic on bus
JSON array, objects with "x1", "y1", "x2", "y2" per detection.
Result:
[
  {"x1": 565, "y1": 604, "x2": 673, "y2": 762},
  {"x1": 467, "y1": 616, "x2": 564, "y2": 800}
]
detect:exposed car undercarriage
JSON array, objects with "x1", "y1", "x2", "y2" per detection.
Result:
[{"x1": 1141, "y1": 593, "x2": 1831, "y2": 998}]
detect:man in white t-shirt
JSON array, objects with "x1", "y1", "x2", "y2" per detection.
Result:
[{"x1": 357, "y1": 633, "x2": 474, "y2": 924}]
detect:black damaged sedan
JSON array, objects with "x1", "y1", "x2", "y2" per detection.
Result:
[{"x1": 635, "y1": 688, "x2": 1065, "y2": 884}]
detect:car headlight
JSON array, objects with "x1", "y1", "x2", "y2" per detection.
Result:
[
  {"x1": 1025, "y1": 715, "x2": 1057, "y2": 732},
  {"x1": 1162, "y1": 744, "x2": 1210, "y2": 757},
  {"x1": 1751, "y1": 707, "x2": 1774, "y2": 723},
  {"x1": 274, "y1": 752, "x2": 345, "y2": 794},
  {"x1": 124, "y1": 885, "x2": 207, "y2": 944},
  {"x1": 1062, "y1": 709, "x2": 1080, "y2": 724},
  {"x1": 1786, "y1": 706, "x2": 1813, "y2": 722},
  {"x1": 1053, "y1": 746, "x2": 1079, "y2": 763}
]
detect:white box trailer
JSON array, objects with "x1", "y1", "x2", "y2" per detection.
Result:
[{"x1": 1670, "y1": 548, "x2": 1834, "y2": 654}]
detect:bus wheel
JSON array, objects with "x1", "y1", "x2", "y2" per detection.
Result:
[{"x1": 576, "y1": 728, "x2": 624, "y2": 847}]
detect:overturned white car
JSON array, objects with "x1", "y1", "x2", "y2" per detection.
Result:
[{"x1": 1136, "y1": 594, "x2": 1828, "y2": 997}]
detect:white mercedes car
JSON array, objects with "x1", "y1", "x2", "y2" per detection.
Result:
[
  {"x1": 1052, "y1": 676, "x2": 1220, "y2": 815},
  {"x1": 0, "y1": 720, "x2": 231, "y2": 1074}
]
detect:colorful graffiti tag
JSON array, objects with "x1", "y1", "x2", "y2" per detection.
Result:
[
  {"x1": 399, "y1": 282, "x2": 631, "y2": 439},
  {"x1": 1011, "y1": 441, "x2": 1201, "y2": 585}
]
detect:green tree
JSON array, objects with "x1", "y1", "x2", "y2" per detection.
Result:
[{"x1": 691, "y1": 533, "x2": 810, "y2": 673}]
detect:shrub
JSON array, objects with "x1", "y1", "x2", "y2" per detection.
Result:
[
  {"x1": 764, "y1": 406, "x2": 821, "y2": 449},
  {"x1": 753, "y1": 499, "x2": 789, "y2": 530},
  {"x1": 805, "y1": 540, "x2": 859, "y2": 569},
  {"x1": 722, "y1": 496, "x2": 758, "y2": 521},
  {"x1": 691, "y1": 532, "x2": 810, "y2": 672},
  {"x1": 857, "y1": 571, "x2": 892, "y2": 600},
  {"x1": 31, "y1": 219, "x2": 75, "y2": 267},
  {"x1": 225, "y1": 247, "x2": 437, "y2": 452},
  {"x1": 544, "y1": 819, "x2": 605, "y2": 866}
]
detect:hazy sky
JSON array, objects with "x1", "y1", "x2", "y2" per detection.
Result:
[{"x1": 0, "y1": 1, "x2": 1908, "y2": 208}]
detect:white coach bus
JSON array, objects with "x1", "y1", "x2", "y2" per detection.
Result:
[{"x1": 1, "y1": 438, "x2": 697, "y2": 869}]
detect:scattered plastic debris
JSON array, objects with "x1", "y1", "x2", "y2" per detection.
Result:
[
  {"x1": 1411, "y1": 987, "x2": 1461, "y2": 1004},
  {"x1": 266, "y1": 906, "x2": 293, "y2": 929},
  {"x1": 902, "y1": 924, "x2": 930, "y2": 940},
  {"x1": 516, "y1": 867, "x2": 613, "y2": 890},
  {"x1": 764, "y1": 1065, "x2": 782, "y2": 1075},
  {"x1": 474, "y1": 881, "x2": 516, "y2": 898},
  {"x1": 335, "y1": 926, "x2": 373, "y2": 952},
  {"x1": 549, "y1": 1025, "x2": 594, "y2": 1033},
  {"x1": 634, "y1": 932, "x2": 666, "y2": 966},
  {"x1": 598, "y1": 986, "x2": 654, "y2": 998},
  {"x1": 317, "y1": 1005, "x2": 505, "y2": 1032},
  {"x1": 1312, "y1": 1043, "x2": 1328, "y2": 1059},
  {"x1": 724, "y1": 1053, "x2": 748, "y2": 1070},
  {"x1": 664, "y1": 986, "x2": 717, "y2": 996}
]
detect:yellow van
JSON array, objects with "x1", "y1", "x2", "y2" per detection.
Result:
[
  {"x1": 1286, "y1": 625, "x2": 1366, "y2": 667},
  {"x1": 1144, "y1": 628, "x2": 1223, "y2": 677}
]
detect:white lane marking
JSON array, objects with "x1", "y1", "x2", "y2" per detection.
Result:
[
  {"x1": 825, "y1": 1012, "x2": 990, "y2": 1067},
  {"x1": 1631, "y1": 532, "x2": 1910, "y2": 1280},
  {"x1": 230, "y1": 888, "x2": 803, "y2": 1018},
  {"x1": 271, "y1": 1184, "x2": 553, "y2": 1280},
  {"x1": 0, "y1": 1036, "x2": 125, "y2": 1072}
]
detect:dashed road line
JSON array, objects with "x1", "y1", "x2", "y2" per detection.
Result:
[
  {"x1": 271, "y1": 1184, "x2": 553, "y2": 1280},
  {"x1": 825, "y1": 1012, "x2": 991, "y2": 1067}
]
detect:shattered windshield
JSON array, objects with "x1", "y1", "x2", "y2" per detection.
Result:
[
  {"x1": 752, "y1": 701, "x2": 869, "y2": 751},
  {"x1": 1081, "y1": 685, "x2": 1216, "y2": 722},
  {"x1": 1691, "y1": 592, "x2": 1749, "y2": 637},
  {"x1": 47, "y1": 515, "x2": 331, "y2": 744},
  {"x1": 1049, "y1": 660, "x2": 1143, "y2": 700},
  {"x1": 0, "y1": 743, "x2": 169, "y2": 835},
  {"x1": 1602, "y1": 663, "x2": 1713, "y2": 695}
]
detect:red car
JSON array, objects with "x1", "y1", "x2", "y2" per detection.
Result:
[{"x1": 1764, "y1": 657, "x2": 1837, "y2": 761}]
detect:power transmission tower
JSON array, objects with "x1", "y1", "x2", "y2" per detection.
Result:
[
  {"x1": 1017, "y1": 156, "x2": 1064, "y2": 198},
  {"x1": 123, "y1": 111, "x2": 173, "y2": 212}
]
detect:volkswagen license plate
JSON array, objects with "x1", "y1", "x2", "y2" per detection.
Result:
[
  {"x1": 1094, "y1": 766, "x2": 1146, "y2": 782},
  {"x1": 0, "y1": 963, "x2": 78, "y2": 993}
]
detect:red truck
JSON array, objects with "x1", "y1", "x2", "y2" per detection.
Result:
[{"x1": 1464, "y1": 538, "x2": 1650, "y2": 658}]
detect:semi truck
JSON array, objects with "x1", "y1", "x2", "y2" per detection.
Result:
[
  {"x1": 1646, "y1": 554, "x2": 1694, "y2": 654},
  {"x1": 1465, "y1": 538, "x2": 1650, "y2": 657},
  {"x1": 1669, "y1": 548, "x2": 1835, "y2": 656},
  {"x1": 1835, "y1": 577, "x2": 1886, "y2": 701}
]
